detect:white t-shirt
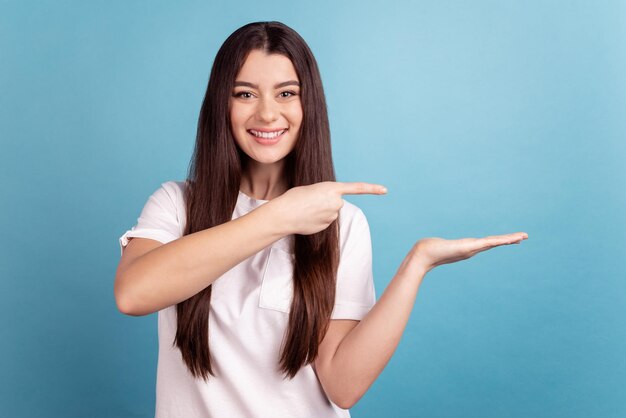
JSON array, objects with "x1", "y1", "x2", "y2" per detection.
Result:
[{"x1": 118, "y1": 180, "x2": 377, "y2": 418}]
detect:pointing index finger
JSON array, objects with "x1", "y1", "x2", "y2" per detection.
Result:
[{"x1": 337, "y1": 182, "x2": 388, "y2": 195}]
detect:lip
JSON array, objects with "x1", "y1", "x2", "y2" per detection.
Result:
[
  {"x1": 248, "y1": 128, "x2": 288, "y2": 133},
  {"x1": 247, "y1": 129, "x2": 286, "y2": 145}
]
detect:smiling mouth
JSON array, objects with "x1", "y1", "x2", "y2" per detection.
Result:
[{"x1": 247, "y1": 129, "x2": 287, "y2": 139}]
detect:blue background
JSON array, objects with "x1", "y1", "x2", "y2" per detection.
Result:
[{"x1": 1, "y1": 0, "x2": 625, "y2": 417}]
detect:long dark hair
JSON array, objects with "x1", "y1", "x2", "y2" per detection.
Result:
[{"x1": 174, "y1": 21, "x2": 340, "y2": 381}]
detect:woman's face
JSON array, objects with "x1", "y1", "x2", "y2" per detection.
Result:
[{"x1": 229, "y1": 49, "x2": 303, "y2": 166}]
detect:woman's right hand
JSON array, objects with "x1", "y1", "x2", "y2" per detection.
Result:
[{"x1": 269, "y1": 181, "x2": 387, "y2": 235}]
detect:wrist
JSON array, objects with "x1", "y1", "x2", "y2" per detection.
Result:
[
  {"x1": 398, "y1": 251, "x2": 430, "y2": 279},
  {"x1": 260, "y1": 199, "x2": 293, "y2": 238},
  {"x1": 406, "y1": 247, "x2": 433, "y2": 275}
]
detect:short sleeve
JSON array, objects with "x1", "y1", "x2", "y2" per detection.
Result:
[
  {"x1": 118, "y1": 181, "x2": 183, "y2": 256},
  {"x1": 331, "y1": 207, "x2": 377, "y2": 320}
]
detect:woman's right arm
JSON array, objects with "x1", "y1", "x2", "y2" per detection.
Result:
[
  {"x1": 114, "y1": 200, "x2": 288, "y2": 316},
  {"x1": 114, "y1": 181, "x2": 386, "y2": 317}
]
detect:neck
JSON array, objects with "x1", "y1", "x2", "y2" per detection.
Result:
[{"x1": 240, "y1": 158, "x2": 288, "y2": 201}]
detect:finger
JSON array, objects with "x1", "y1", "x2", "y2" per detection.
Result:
[
  {"x1": 480, "y1": 232, "x2": 528, "y2": 249},
  {"x1": 337, "y1": 182, "x2": 388, "y2": 195}
]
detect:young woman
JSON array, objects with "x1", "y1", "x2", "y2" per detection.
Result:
[{"x1": 115, "y1": 21, "x2": 528, "y2": 417}]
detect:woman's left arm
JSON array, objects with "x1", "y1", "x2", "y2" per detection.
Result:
[{"x1": 315, "y1": 232, "x2": 528, "y2": 409}]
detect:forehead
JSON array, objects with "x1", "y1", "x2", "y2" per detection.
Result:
[{"x1": 235, "y1": 50, "x2": 299, "y2": 84}]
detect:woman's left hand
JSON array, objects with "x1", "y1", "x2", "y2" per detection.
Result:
[{"x1": 409, "y1": 232, "x2": 529, "y2": 274}]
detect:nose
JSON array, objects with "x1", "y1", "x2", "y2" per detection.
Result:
[{"x1": 256, "y1": 96, "x2": 279, "y2": 123}]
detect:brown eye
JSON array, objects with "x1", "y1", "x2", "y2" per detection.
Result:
[
  {"x1": 280, "y1": 91, "x2": 297, "y2": 98},
  {"x1": 233, "y1": 92, "x2": 253, "y2": 99}
]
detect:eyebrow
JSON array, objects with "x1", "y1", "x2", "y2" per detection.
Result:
[{"x1": 233, "y1": 80, "x2": 300, "y2": 89}]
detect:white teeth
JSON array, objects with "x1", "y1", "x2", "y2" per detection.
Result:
[{"x1": 249, "y1": 129, "x2": 285, "y2": 139}]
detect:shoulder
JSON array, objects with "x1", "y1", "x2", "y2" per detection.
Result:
[
  {"x1": 147, "y1": 180, "x2": 187, "y2": 223},
  {"x1": 338, "y1": 199, "x2": 370, "y2": 251},
  {"x1": 156, "y1": 180, "x2": 187, "y2": 206},
  {"x1": 339, "y1": 199, "x2": 366, "y2": 224},
  {"x1": 160, "y1": 179, "x2": 186, "y2": 197}
]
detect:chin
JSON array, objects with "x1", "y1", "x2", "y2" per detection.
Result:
[
  {"x1": 248, "y1": 147, "x2": 293, "y2": 163},
  {"x1": 255, "y1": 155, "x2": 288, "y2": 165}
]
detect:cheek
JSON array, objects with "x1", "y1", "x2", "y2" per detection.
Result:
[
  {"x1": 229, "y1": 103, "x2": 246, "y2": 127},
  {"x1": 287, "y1": 106, "x2": 303, "y2": 127}
]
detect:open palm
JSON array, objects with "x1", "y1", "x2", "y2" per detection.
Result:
[{"x1": 412, "y1": 232, "x2": 529, "y2": 273}]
